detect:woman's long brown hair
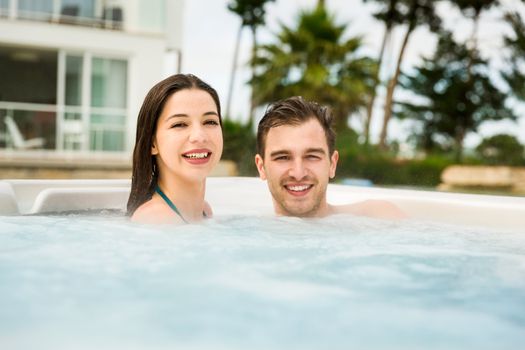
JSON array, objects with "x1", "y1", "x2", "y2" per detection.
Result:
[{"x1": 126, "y1": 74, "x2": 221, "y2": 216}]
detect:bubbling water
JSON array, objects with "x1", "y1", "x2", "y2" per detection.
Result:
[{"x1": 1, "y1": 214, "x2": 524, "y2": 350}]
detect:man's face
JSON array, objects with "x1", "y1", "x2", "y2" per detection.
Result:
[{"x1": 255, "y1": 118, "x2": 338, "y2": 217}]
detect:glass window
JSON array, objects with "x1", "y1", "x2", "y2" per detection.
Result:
[
  {"x1": 90, "y1": 114, "x2": 125, "y2": 151},
  {"x1": 0, "y1": 46, "x2": 57, "y2": 104},
  {"x1": 65, "y1": 55, "x2": 83, "y2": 106},
  {"x1": 61, "y1": 0, "x2": 95, "y2": 19},
  {"x1": 18, "y1": 0, "x2": 53, "y2": 20},
  {"x1": 90, "y1": 56, "x2": 127, "y2": 152},
  {"x1": 91, "y1": 57, "x2": 127, "y2": 108},
  {"x1": 1, "y1": 110, "x2": 56, "y2": 150},
  {"x1": 0, "y1": 0, "x2": 8, "y2": 17}
]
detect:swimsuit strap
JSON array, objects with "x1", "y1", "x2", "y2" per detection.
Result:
[{"x1": 155, "y1": 186, "x2": 188, "y2": 223}]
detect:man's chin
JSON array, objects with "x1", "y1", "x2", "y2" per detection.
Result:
[{"x1": 280, "y1": 203, "x2": 319, "y2": 218}]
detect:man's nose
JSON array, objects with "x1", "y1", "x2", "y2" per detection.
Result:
[
  {"x1": 189, "y1": 124, "x2": 207, "y2": 143},
  {"x1": 288, "y1": 159, "x2": 308, "y2": 180}
]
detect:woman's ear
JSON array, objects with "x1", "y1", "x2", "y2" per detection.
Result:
[{"x1": 151, "y1": 138, "x2": 159, "y2": 155}]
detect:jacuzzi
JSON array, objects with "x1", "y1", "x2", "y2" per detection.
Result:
[
  {"x1": 1, "y1": 177, "x2": 524, "y2": 349},
  {"x1": 1, "y1": 177, "x2": 524, "y2": 229}
]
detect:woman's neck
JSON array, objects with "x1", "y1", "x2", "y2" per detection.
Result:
[{"x1": 156, "y1": 175, "x2": 206, "y2": 222}]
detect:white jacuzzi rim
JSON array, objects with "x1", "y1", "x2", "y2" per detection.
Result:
[{"x1": 0, "y1": 176, "x2": 524, "y2": 231}]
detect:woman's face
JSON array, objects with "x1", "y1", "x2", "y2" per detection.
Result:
[{"x1": 152, "y1": 88, "x2": 223, "y2": 183}]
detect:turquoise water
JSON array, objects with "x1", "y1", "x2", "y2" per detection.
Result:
[{"x1": 0, "y1": 214, "x2": 524, "y2": 350}]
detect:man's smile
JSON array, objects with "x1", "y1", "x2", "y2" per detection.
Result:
[{"x1": 283, "y1": 183, "x2": 314, "y2": 196}]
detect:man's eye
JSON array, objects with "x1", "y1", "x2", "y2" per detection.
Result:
[
  {"x1": 274, "y1": 156, "x2": 289, "y2": 161},
  {"x1": 306, "y1": 155, "x2": 321, "y2": 160}
]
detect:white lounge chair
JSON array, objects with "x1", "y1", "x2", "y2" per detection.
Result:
[
  {"x1": 4, "y1": 115, "x2": 45, "y2": 149},
  {"x1": 62, "y1": 119, "x2": 84, "y2": 150}
]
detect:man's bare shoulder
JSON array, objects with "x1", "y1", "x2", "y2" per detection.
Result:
[
  {"x1": 131, "y1": 197, "x2": 184, "y2": 224},
  {"x1": 331, "y1": 200, "x2": 408, "y2": 220},
  {"x1": 203, "y1": 200, "x2": 213, "y2": 218}
]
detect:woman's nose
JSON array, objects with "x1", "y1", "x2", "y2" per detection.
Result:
[{"x1": 189, "y1": 125, "x2": 207, "y2": 143}]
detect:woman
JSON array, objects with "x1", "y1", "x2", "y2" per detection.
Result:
[{"x1": 127, "y1": 74, "x2": 223, "y2": 224}]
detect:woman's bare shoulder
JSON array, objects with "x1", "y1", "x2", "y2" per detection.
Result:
[{"x1": 130, "y1": 198, "x2": 184, "y2": 224}]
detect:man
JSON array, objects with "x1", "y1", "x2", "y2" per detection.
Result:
[{"x1": 254, "y1": 96, "x2": 406, "y2": 219}]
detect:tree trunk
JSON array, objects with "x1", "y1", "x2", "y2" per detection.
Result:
[
  {"x1": 378, "y1": 24, "x2": 414, "y2": 149},
  {"x1": 364, "y1": 24, "x2": 391, "y2": 145},
  {"x1": 454, "y1": 126, "x2": 465, "y2": 162},
  {"x1": 225, "y1": 24, "x2": 243, "y2": 119},
  {"x1": 466, "y1": 11, "x2": 480, "y2": 83},
  {"x1": 249, "y1": 26, "x2": 257, "y2": 122}
]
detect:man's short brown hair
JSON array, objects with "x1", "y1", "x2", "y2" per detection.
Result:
[{"x1": 256, "y1": 96, "x2": 336, "y2": 158}]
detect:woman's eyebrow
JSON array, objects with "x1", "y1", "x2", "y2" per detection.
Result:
[
  {"x1": 166, "y1": 113, "x2": 188, "y2": 120},
  {"x1": 165, "y1": 111, "x2": 218, "y2": 122}
]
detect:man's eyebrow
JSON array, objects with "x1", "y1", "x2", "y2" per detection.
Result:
[
  {"x1": 269, "y1": 150, "x2": 291, "y2": 158},
  {"x1": 305, "y1": 148, "x2": 327, "y2": 155}
]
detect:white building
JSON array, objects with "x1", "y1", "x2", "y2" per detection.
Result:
[{"x1": 0, "y1": 0, "x2": 184, "y2": 156}]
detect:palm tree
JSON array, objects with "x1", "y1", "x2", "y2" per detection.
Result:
[
  {"x1": 453, "y1": 0, "x2": 499, "y2": 52},
  {"x1": 396, "y1": 31, "x2": 516, "y2": 161},
  {"x1": 502, "y1": 11, "x2": 525, "y2": 102},
  {"x1": 378, "y1": 0, "x2": 441, "y2": 149},
  {"x1": 227, "y1": 0, "x2": 275, "y2": 119},
  {"x1": 451, "y1": 0, "x2": 499, "y2": 80},
  {"x1": 362, "y1": 0, "x2": 400, "y2": 144},
  {"x1": 251, "y1": 4, "x2": 377, "y2": 131}
]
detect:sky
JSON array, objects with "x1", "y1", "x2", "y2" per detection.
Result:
[{"x1": 175, "y1": 0, "x2": 525, "y2": 149}]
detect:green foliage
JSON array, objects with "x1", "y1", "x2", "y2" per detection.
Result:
[
  {"x1": 502, "y1": 12, "x2": 525, "y2": 102},
  {"x1": 396, "y1": 30, "x2": 516, "y2": 161},
  {"x1": 336, "y1": 146, "x2": 451, "y2": 187},
  {"x1": 363, "y1": 0, "x2": 441, "y2": 31},
  {"x1": 475, "y1": 134, "x2": 525, "y2": 166},
  {"x1": 366, "y1": 0, "x2": 442, "y2": 148},
  {"x1": 363, "y1": 0, "x2": 403, "y2": 27},
  {"x1": 452, "y1": 0, "x2": 499, "y2": 18},
  {"x1": 251, "y1": 5, "x2": 377, "y2": 130},
  {"x1": 227, "y1": 0, "x2": 275, "y2": 29},
  {"x1": 221, "y1": 119, "x2": 258, "y2": 175}
]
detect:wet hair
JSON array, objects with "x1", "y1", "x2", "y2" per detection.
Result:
[
  {"x1": 126, "y1": 74, "x2": 221, "y2": 216},
  {"x1": 256, "y1": 96, "x2": 336, "y2": 158}
]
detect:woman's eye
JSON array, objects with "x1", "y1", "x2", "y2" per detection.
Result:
[
  {"x1": 204, "y1": 119, "x2": 219, "y2": 126},
  {"x1": 170, "y1": 123, "x2": 186, "y2": 128}
]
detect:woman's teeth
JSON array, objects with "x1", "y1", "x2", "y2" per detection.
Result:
[{"x1": 183, "y1": 152, "x2": 209, "y2": 159}]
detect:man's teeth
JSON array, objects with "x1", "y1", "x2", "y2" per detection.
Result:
[
  {"x1": 184, "y1": 152, "x2": 209, "y2": 159},
  {"x1": 287, "y1": 185, "x2": 310, "y2": 192}
]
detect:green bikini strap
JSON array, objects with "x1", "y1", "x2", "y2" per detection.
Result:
[{"x1": 155, "y1": 186, "x2": 188, "y2": 223}]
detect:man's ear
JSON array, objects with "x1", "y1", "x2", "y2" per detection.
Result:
[
  {"x1": 151, "y1": 137, "x2": 158, "y2": 155},
  {"x1": 329, "y1": 150, "x2": 339, "y2": 179},
  {"x1": 255, "y1": 154, "x2": 267, "y2": 180}
]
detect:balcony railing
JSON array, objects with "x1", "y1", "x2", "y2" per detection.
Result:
[
  {"x1": 0, "y1": 101, "x2": 127, "y2": 153},
  {"x1": 0, "y1": 3, "x2": 123, "y2": 30}
]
